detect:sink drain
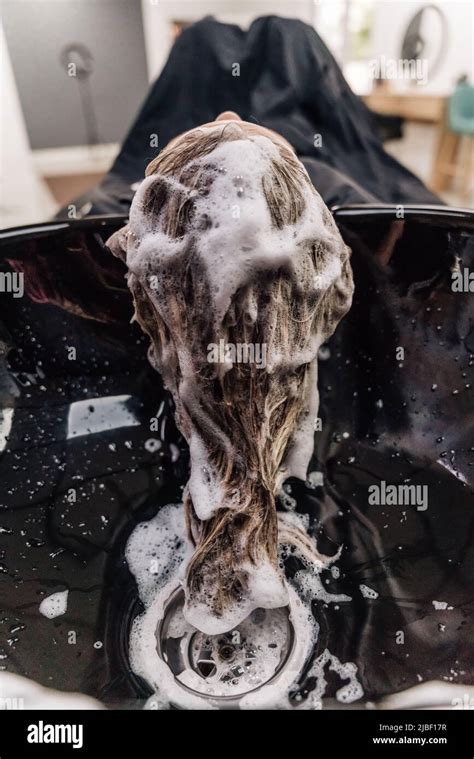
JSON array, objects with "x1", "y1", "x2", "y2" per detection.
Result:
[{"x1": 155, "y1": 587, "x2": 297, "y2": 705}]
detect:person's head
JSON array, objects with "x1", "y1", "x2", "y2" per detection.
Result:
[
  {"x1": 163, "y1": 109, "x2": 295, "y2": 155},
  {"x1": 107, "y1": 114, "x2": 354, "y2": 632}
]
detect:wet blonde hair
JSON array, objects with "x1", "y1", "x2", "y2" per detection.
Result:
[{"x1": 108, "y1": 123, "x2": 353, "y2": 622}]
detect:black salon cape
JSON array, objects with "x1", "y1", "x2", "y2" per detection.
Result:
[{"x1": 57, "y1": 15, "x2": 440, "y2": 218}]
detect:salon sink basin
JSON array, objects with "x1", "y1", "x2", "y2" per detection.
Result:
[{"x1": 0, "y1": 206, "x2": 473, "y2": 708}]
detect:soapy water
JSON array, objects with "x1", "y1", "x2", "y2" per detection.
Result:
[
  {"x1": 179, "y1": 606, "x2": 291, "y2": 695},
  {"x1": 156, "y1": 589, "x2": 296, "y2": 701},
  {"x1": 126, "y1": 503, "x2": 362, "y2": 709}
]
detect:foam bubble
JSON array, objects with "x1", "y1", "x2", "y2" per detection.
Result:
[
  {"x1": 126, "y1": 132, "x2": 349, "y2": 524},
  {"x1": 304, "y1": 650, "x2": 363, "y2": 708},
  {"x1": 184, "y1": 559, "x2": 289, "y2": 635},
  {"x1": 39, "y1": 590, "x2": 68, "y2": 619},
  {"x1": 359, "y1": 584, "x2": 379, "y2": 600},
  {"x1": 126, "y1": 502, "x2": 363, "y2": 709},
  {"x1": 125, "y1": 503, "x2": 191, "y2": 605}
]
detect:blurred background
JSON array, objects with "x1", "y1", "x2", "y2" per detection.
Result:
[{"x1": 1, "y1": 0, "x2": 473, "y2": 229}]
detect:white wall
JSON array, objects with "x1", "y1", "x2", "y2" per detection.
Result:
[
  {"x1": 0, "y1": 24, "x2": 56, "y2": 228},
  {"x1": 370, "y1": 0, "x2": 473, "y2": 94}
]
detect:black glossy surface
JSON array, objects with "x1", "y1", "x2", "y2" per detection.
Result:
[{"x1": 0, "y1": 211, "x2": 473, "y2": 705}]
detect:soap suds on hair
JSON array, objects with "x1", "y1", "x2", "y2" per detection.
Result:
[{"x1": 108, "y1": 122, "x2": 353, "y2": 637}]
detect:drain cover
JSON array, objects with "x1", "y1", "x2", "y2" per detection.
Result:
[{"x1": 156, "y1": 588, "x2": 295, "y2": 702}]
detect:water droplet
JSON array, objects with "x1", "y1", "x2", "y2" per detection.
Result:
[{"x1": 145, "y1": 438, "x2": 161, "y2": 453}]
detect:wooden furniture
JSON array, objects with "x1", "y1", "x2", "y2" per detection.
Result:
[
  {"x1": 364, "y1": 91, "x2": 445, "y2": 123},
  {"x1": 363, "y1": 90, "x2": 461, "y2": 194}
]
